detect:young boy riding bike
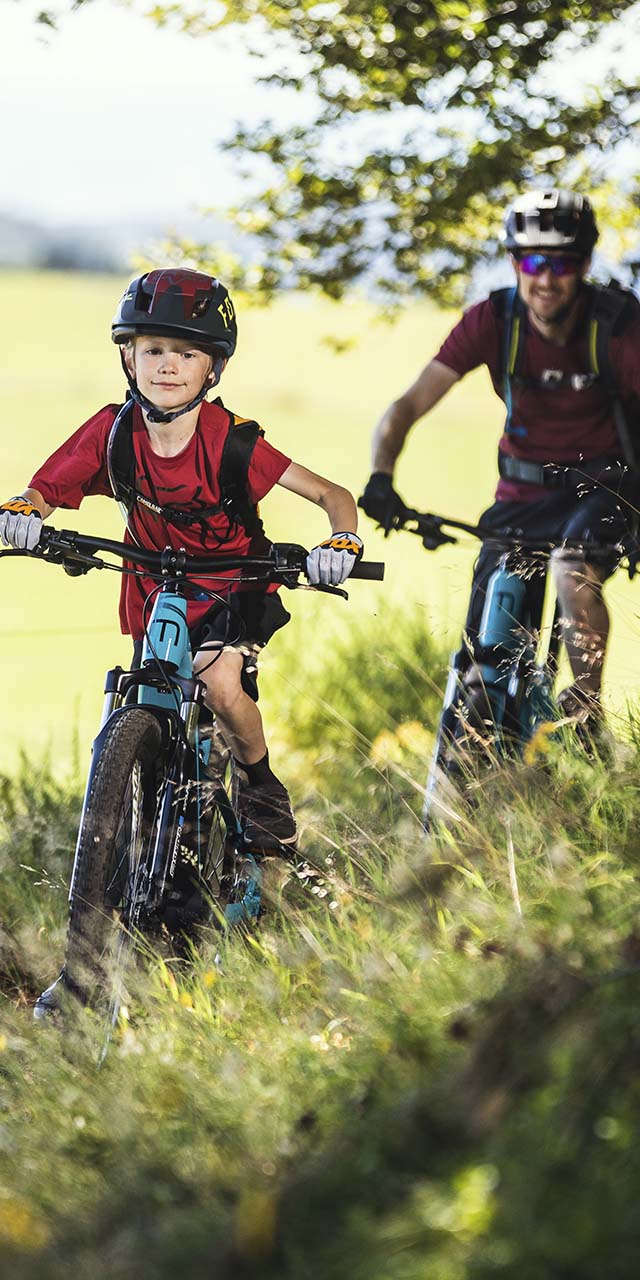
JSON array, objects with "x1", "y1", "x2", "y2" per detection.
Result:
[
  {"x1": 0, "y1": 268, "x2": 363, "y2": 852},
  {"x1": 360, "y1": 188, "x2": 640, "y2": 741}
]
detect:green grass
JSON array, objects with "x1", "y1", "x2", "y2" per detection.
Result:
[
  {"x1": 1, "y1": 621, "x2": 640, "y2": 1277},
  {"x1": 3, "y1": 271, "x2": 639, "y2": 773}
]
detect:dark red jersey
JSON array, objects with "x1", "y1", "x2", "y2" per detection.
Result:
[
  {"x1": 434, "y1": 294, "x2": 640, "y2": 501},
  {"x1": 30, "y1": 399, "x2": 291, "y2": 638}
]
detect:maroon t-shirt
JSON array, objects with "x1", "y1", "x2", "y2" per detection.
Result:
[
  {"x1": 30, "y1": 399, "x2": 291, "y2": 638},
  {"x1": 435, "y1": 292, "x2": 640, "y2": 501}
]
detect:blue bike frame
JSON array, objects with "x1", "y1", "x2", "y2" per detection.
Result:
[
  {"x1": 423, "y1": 549, "x2": 559, "y2": 826},
  {"x1": 72, "y1": 580, "x2": 262, "y2": 926}
]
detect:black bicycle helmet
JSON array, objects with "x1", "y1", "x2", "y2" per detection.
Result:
[
  {"x1": 503, "y1": 189, "x2": 599, "y2": 257},
  {"x1": 112, "y1": 268, "x2": 238, "y2": 357}
]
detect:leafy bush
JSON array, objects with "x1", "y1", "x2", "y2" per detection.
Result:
[{"x1": 264, "y1": 607, "x2": 448, "y2": 834}]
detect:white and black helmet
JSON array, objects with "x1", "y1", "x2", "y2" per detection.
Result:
[{"x1": 503, "y1": 189, "x2": 599, "y2": 257}]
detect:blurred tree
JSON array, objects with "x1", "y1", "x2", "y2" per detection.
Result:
[
  {"x1": 34, "y1": 0, "x2": 636, "y2": 301},
  {"x1": 144, "y1": 0, "x2": 640, "y2": 304}
]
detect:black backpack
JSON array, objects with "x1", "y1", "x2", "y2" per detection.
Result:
[
  {"x1": 106, "y1": 397, "x2": 265, "y2": 537},
  {"x1": 490, "y1": 281, "x2": 640, "y2": 468}
]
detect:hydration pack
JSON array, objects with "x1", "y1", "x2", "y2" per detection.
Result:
[
  {"x1": 106, "y1": 397, "x2": 265, "y2": 537},
  {"x1": 490, "y1": 281, "x2": 640, "y2": 468}
]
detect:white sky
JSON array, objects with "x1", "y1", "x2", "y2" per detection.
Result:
[
  {"x1": 1, "y1": 0, "x2": 306, "y2": 227},
  {"x1": 2, "y1": 0, "x2": 639, "y2": 232}
]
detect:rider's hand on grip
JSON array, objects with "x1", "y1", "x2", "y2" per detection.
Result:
[
  {"x1": 306, "y1": 532, "x2": 364, "y2": 586},
  {"x1": 358, "y1": 472, "x2": 407, "y2": 536},
  {"x1": 0, "y1": 497, "x2": 43, "y2": 551}
]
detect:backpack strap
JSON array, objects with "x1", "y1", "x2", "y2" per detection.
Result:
[
  {"x1": 490, "y1": 286, "x2": 527, "y2": 439},
  {"x1": 586, "y1": 283, "x2": 639, "y2": 469},
  {"x1": 587, "y1": 282, "x2": 634, "y2": 383},
  {"x1": 218, "y1": 413, "x2": 265, "y2": 538},
  {"x1": 106, "y1": 398, "x2": 137, "y2": 520}
]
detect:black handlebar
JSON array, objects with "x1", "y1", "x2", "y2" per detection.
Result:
[
  {"x1": 386, "y1": 506, "x2": 638, "y2": 577},
  {"x1": 5, "y1": 527, "x2": 385, "y2": 586},
  {"x1": 348, "y1": 559, "x2": 387, "y2": 580}
]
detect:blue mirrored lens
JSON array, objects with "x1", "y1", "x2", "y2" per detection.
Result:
[{"x1": 519, "y1": 254, "x2": 580, "y2": 277}]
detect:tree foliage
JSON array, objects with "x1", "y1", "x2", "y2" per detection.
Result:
[{"x1": 150, "y1": 0, "x2": 640, "y2": 303}]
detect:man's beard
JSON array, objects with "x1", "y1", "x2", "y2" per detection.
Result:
[{"x1": 530, "y1": 292, "x2": 580, "y2": 328}]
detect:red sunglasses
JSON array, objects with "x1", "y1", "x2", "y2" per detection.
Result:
[{"x1": 517, "y1": 253, "x2": 584, "y2": 277}]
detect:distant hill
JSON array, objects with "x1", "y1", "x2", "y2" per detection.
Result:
[{"x1": 0, "y1": 210, "x2": 247, "y2": 273}]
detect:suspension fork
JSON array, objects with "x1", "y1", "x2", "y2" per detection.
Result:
[
  {"x1": 147, "y1": 738, "x2": 195, "y2": 906},
  {"x1": 422, "y1": 647, "x2": 469, "y2": 829},
  {"x1": 147, "y1": 717, "x2": 241, "y2": 906}
]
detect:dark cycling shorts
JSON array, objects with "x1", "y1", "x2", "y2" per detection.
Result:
[
  {"x1": 132, "y1": 589, "x2": 290, "y2": 703},
  {"x1": 464, "y1": 486, "x2": 636, "y2": 643}
]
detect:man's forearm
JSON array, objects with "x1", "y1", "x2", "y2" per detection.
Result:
[
  {"x1": 371, "y1": 401, "x2": 415, "y2": 473},
  {"x1": 371, "y1": 359, "x2": 460, "y2": 474}
]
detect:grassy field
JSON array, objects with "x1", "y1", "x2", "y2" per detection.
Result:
[
  {"x1": 1, "y1": 631, "x2": 640, "y2": 1278},
  {"x1": 1, "y1": 271, "x2": 639, "y2": 773},
  {"x1": 2, "y1": 274, "x2": 640, "y2": 1278}
]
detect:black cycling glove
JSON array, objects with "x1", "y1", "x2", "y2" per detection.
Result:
[
  {"x1": 624, "y1": 534, "x2": 640, "y2": 580},
  {"x1": 358, "y1": 472, "x2": 407, "y2": 536}
]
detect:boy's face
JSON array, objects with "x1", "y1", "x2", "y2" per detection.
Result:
[{"x1": 127, "y1": 336, "x2": 219, "y2": 414}]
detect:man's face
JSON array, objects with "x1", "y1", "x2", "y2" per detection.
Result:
[{"x1": 512, "y1": 250, "x2": 590, "y2": 327}]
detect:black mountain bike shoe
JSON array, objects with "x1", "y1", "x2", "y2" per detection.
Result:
[
  {"x1": 556, "y1": 687, "x2": 611, "y2": 759},
  {"x1": 237, "y1": 779, "x2": 297, "y2": 853}
]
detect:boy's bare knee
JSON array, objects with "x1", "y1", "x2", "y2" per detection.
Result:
[{"x1": 194, "y1": 649, "x2": 243, "y2": 715}]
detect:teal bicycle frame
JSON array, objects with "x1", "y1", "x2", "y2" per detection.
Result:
[
  {"x1": 422, "y1": 544, "x2": 560, "y2": 827},
  {"x1": 81, "y1": 576, "x2": 262, "y2": 929}
]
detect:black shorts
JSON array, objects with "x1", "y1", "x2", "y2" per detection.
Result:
[
  {"x1": 132, "y1": 590, "x2": 290, "y2": 703},
  {"x1": 464, "y1": 486, "x2": 636, "y2": 642}
]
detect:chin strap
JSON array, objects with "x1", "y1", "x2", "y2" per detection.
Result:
[{"x1": 119, "y1": 350, "x2": 224, "y2": 424}]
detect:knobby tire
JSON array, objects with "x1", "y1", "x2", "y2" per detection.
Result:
[{"x1": 65, "y1": 707, "x2": 162, "y2": 1006}]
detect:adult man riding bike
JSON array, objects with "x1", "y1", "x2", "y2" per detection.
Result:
[{"x1": 360, "y1": 188, "x2": 640, "y2": 738}]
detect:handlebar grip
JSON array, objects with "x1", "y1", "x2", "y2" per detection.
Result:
[{"x1": 350, "y1": 560, "x2": 385, "y2": 581}]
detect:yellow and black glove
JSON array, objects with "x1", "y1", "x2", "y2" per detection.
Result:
[
  {"x1": 0, "y1": 497, "x2": 43, "y2": 551},
  {"x1": 306, "y1": 532, "x2": 364, "y2": 586}
]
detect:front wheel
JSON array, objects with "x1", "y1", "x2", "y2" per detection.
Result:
[
  {"x1": 65, "y1": 707, "x2": 163, "y2": 1007},
  {"x1": 422, "y1": 677, "x2": 509, "y2": 830}
]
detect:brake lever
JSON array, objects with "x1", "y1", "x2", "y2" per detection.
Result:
[
  {"x1": 308, "y1": 582, "x2": 349, "y2": 601},
  {"x1": 396, "y1": 510, "x2": 458, "y2": 550},
  {"x1": 33, "y1": 535, "x2": 105, "y2": 575},
  {"x1": 421, "y1": 527, "x2": 457, "y2": 551},
  {"x1": 62, "y1": 555, "x2": 104, "y2": 577}
]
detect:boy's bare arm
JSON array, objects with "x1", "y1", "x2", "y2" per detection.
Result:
[
  {"x1": 372, "y1": 359, "x2": 459, "y2": 473},
  {"x1": 277, "y1": 463, "x2": 358, "y2": 532},
  {"x1": 19, "y1": 488, "x2": 55, "y2": 519}
]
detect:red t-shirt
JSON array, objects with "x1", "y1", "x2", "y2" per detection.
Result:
[
  {"x1": 435, "y1": 292, "x2": 640, "y2": 501},
  {"x1": 30, "y1": 399, "x2": 291, "y2": 638}
]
